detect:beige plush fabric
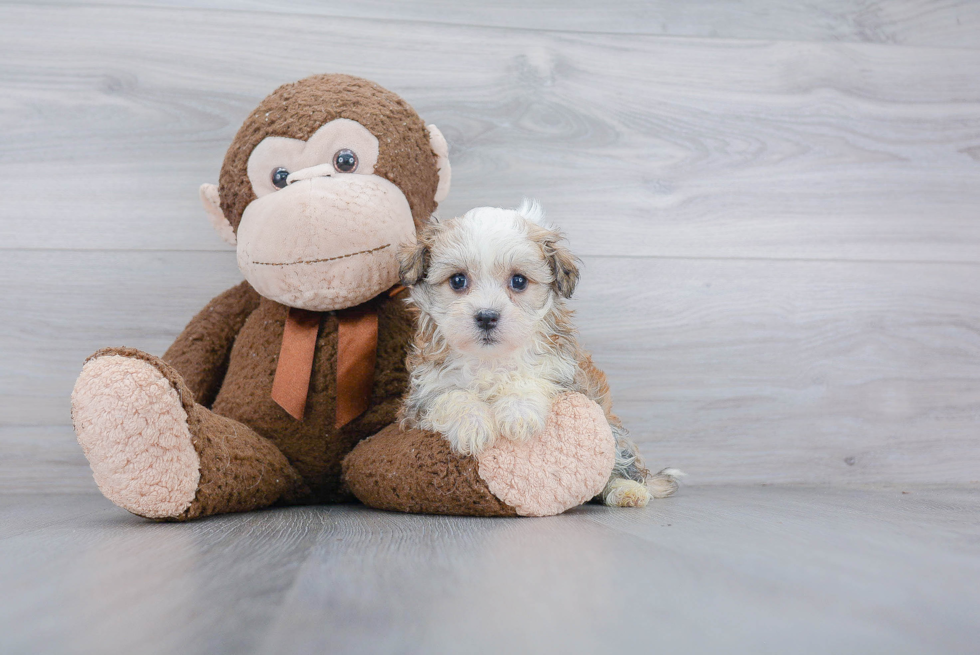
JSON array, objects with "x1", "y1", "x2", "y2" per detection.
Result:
[
  {"x1": 72, "y1": 355, "x2": 201, "y2": 519},
  {"x1": 199, "y1": 183, "x2": 237, "y2": 246},
  {"x1": 245, "y1": 118, "x2": 380, "y2": 198},
  {"x1": 236, "y1": 174, "x2": 415, "y2": 311},
  {"x1": 426, "y1": 124, "x2": 451, "y2": 203},
  {"x1": 477, "y1": 393, "x2": 615, "y2": 517}
]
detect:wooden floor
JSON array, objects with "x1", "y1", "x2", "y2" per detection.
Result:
[{"x1": 1, "y1": 486, "x2": 978, "y2": 654}]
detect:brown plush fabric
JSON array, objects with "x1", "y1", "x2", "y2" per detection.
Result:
[
  {"x1": 74, "y1": 76, "x2": 444, "y2": 521},
  {"x1": 343, "y1": 423, "x2": 518, "y2": 517},
  {"x1": 210, "y1": 292, "x2": 414, "y2": 503},
  {"x1": 218, "y1": 74, "x2": 440, "y2": 231},
  {"x1": 85, "y1": 347, "x2": 309, "y2": 520},
  {"x1": 179, "y1": 403, "x2": 309, "y2": 521},
  {"x1": 88, "y1": 288, "x2": 413, "y2": 515},
  {"x1": 163, "y1": 280, "x2": 261, "y2": 408}
]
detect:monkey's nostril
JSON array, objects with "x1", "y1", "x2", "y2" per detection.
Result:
[{"x1": 474, "y1": 310, "x2": 500, "y2": 331}]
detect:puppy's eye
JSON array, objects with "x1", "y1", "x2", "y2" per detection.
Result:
[
  {"x1": 334, "y1": 149, "x2": 358, "y2": 173},
  {"x1": 271, "y1": 167, "x2": 289, "y2": 189},
  {"x1": 510, "y1": 274, "x2": 528, "y2": 291},
  {"x1": 449, "y1": 273, "x2": 468, "y2": 291}
]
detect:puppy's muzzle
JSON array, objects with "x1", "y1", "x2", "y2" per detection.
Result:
[{"x1": 474, "y1": 309, "x2": 500, "y2": 332}]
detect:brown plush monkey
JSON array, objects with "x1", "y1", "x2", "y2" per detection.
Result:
[{"x1": 71, "y1": 74, "x2": 451, "y2": 520}]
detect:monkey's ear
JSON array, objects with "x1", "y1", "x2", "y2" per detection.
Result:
[
  {"x1": 544, "y1": 235, "x2": 580, "y2": 299},
  {"x1": 200, "y1": 183, "x2": 237, "y2": 246},
  {"x1": 399, "y1": 238, "x2": 430, "y2": 286},
  {"x1": 427, "y1": 125, "x2": 451, "y2": 203}
]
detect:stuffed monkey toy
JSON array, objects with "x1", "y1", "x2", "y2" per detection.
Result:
[
  {"x1": 71, "y1": 73, "x2": 615, "y2": 520},
  {"x1": 72, "y1": 74, "x2": 450, "y2": 519}
]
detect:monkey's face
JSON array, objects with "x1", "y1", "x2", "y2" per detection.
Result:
[
  {"x1": 234, "y1": 119, "x2": 416, "y2": 311},
  {"x1": 201, "y1": 75, "x2": 450, "y2": 311}
]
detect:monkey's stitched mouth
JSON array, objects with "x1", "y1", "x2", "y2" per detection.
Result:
[{"x1": 252, "y1": 243, "x2": 390, "y2": 266}]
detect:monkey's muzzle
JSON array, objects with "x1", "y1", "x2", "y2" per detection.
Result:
[{"x1": 236, "y1": 175, "x2": 416, "y2": 311}]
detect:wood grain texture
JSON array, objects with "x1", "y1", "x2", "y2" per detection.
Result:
[
  {"x1": 1, "y1": 2, "x2": 979, "y2": 488},
  {"x1": 0, "y1": 426, "x2": 92, "y2": 495},
  {"x1": 1, "y1": 488, "x2": 978, "y2": 654},
  {"x1": 0, "y1": 494, "x2": 327, "y2": 655},
  {"x1": 3, "y1": 250, "x2": 978, "y2": 486},
  {"x1": 11, "y1": 0, "x2": 980, "y2": 49},
  {"x1": 1, "y1": 5, "x2": 980, "y2": 261}
]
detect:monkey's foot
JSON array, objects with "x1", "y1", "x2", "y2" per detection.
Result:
[
  {"x1": 344, "y1": 393, "x2": 616, "y2": 517},
  {"x1": 71, "y1": 350, "x2": 200, "y2": 519},
  {"x1": 477, "y1": 393, "x2": 616, "y2": 517}
]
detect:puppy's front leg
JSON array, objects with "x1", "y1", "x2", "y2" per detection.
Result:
[
  {"x1": 424, "y1": 390, "x2": 495, "y2": 456},
  {"x1": 491, "y1": 383, "x2": 551, "y2": 444}
]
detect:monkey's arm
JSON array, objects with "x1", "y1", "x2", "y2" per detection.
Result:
[{"x1": 163, "y1": 280, "x2": 262, "y2": 408}]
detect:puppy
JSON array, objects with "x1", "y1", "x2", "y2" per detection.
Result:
[{"x1": 398, "y1": 200, "x2": 680, "y2": 507}]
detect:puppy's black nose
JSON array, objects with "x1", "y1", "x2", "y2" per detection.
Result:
[{"x1": 474, "y1": 309, "x2": 500, "y2": 331}]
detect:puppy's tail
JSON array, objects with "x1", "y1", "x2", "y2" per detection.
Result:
[
  {"x1": 601, "y1": 467, "x2": 685, "y2": 507},
  {"x1": 646, "y1": 467, "x2": 686, "y2": 499},
  {"x1": 607, "y1": 427, "x2": 685, "y2": 504}
]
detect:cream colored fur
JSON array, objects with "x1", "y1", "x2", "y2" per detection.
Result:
[
  {"x1": 400, "y1": 201, "x2": 681, "y2": 507},
  {"x1": 71, "y1": 356, "x2": 200, "y2": 519},
  {"x1": 401, "y1": 202, "x2": 575, "y2": 455}
]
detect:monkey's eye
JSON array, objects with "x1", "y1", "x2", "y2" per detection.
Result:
[
  {"x1": 334, "y1": 149, "x2": 358, "y2": 173},
  {"x1": 449, "y1": 273, "x2": 468, "y2": 291},
  {"x1": 510, "y1": 274, "x2": 528, "y2": 291},
  {"x1": 271, "y1": 167, "x2": 289, "y2": 189}
]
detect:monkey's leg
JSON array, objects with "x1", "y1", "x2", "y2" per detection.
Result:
[
  {"x1": 345, "y1": 393, "x2": 619, "y2": 517},
  {"x1": 71, "y1": 347, "x2": 307, "y2": 521}
]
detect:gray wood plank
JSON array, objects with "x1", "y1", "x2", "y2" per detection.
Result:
[
  {"x1": 0, "y1": 426, "x2": 93, "y2": 494},
  {"x1": 4, "y1": 250, "x2": 978, "y2": 485},
  {"x1": 2, "y1": 5, "x2": 980, "y2": 261},
  {"x1": 0, "y1": 495, "x2": 328, "y2": 655},
  {"x1": 0, "y1": 492, "x2": 104, "y2": 539},
  {"x1": 9, "y1": 0, "x2": 980, "y2": 49},
  {"x1": 3, "y1": 488, "x2": 977, "y2": 654}
]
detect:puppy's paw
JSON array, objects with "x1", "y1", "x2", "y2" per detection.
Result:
[
  {"x1": 492, "y1": 393, "x2": 549, "y2": 443},
  {"x1": 424, "y1": 390, "x2": 495, "y2": 456},
  {"x1": 451, "y1": 416, "x2": 496, "y2": 456},
  {"x1": 602, "y1": 479, "x2": 652, "y2": 508}
]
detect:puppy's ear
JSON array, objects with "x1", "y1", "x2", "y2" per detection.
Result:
[
  {"x1": 546, "y1": 240, "x2": 580, "y2": 298},
  {"x1": 541, "y1": 231, "x2": 580, "y2": 299},
  {"x1": 399, "y1": 238, "x2": 430, "y2": 286}
]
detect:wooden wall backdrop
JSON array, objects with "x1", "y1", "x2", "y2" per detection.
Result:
[{"x1": 2, "y1": 1, "x2": 979, "y2": 492}]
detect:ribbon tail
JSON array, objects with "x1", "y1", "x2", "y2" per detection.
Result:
[
  {"x1": 335, "y1": 305, "x2": 379, "y2": 429},
  {"x1": 272, "y1": 308, "x2": 321, "y2": 420}
]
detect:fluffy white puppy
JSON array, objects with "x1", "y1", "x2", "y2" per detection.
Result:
[{"x1": 398, "y1": 200, "x2": 680, "y2": 507}]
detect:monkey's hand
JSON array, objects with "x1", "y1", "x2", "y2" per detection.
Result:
[
  {"x1": 422, "y1": 390, "x2": 495, "y2": 456},
  {"x1": 491, "y1": 388, "x2": 551, "y2": 444}
]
